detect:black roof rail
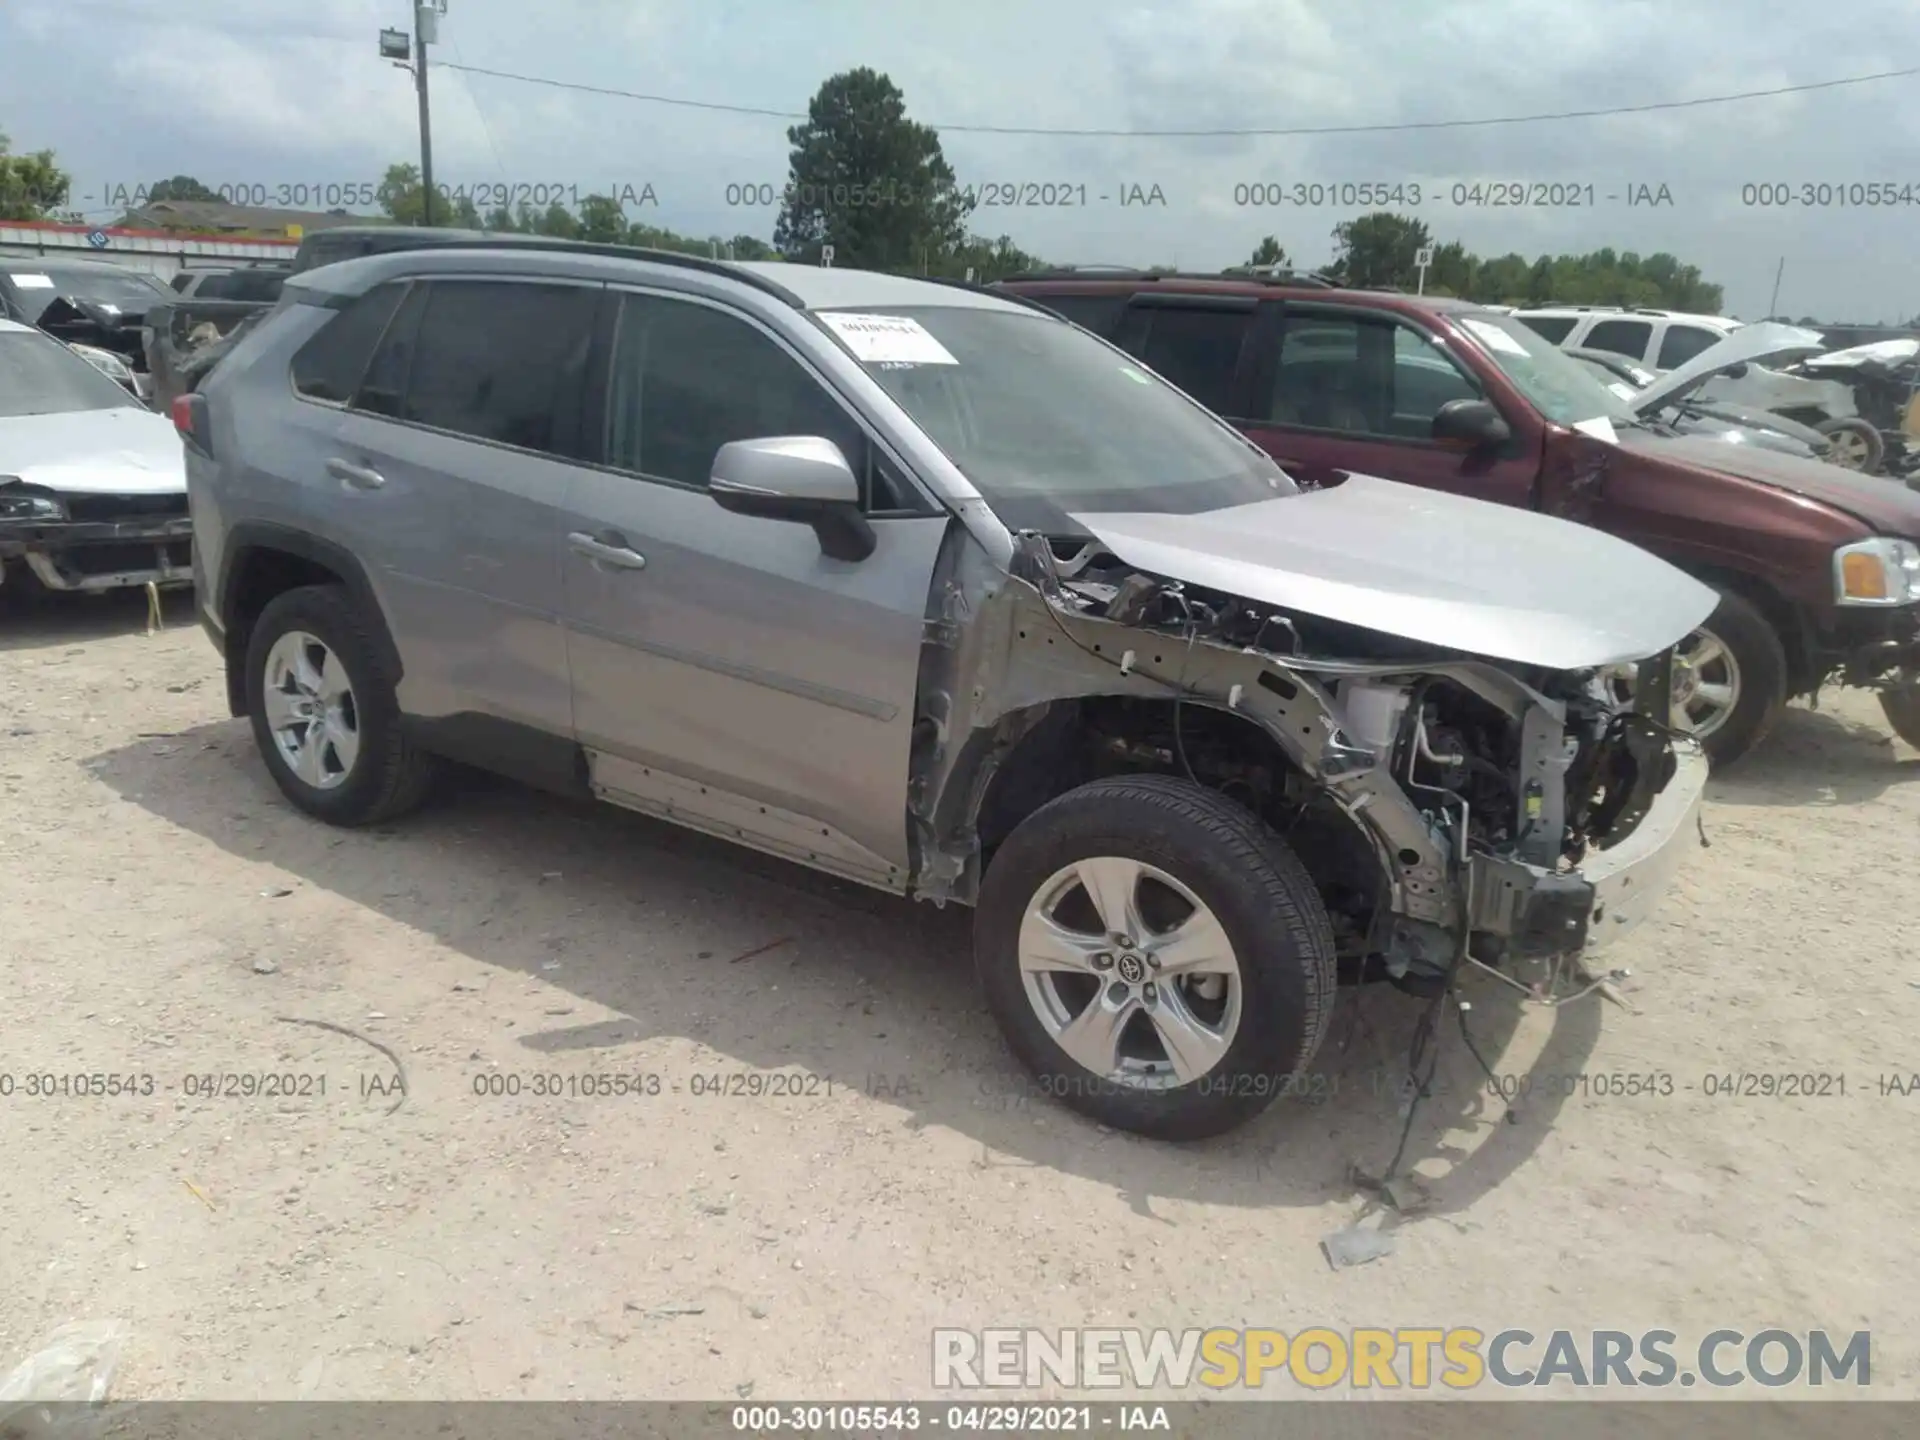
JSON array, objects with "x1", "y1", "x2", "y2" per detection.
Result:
[
  {"x1": 354, "y1": 231, "x2": 811, "y2": 309},
  {"x1": 998, "y1": 265, "x2": 1153, "y2": 281},
  {"x1": 1002, "y1": 265, "x2": 1339, "y2": 289}
]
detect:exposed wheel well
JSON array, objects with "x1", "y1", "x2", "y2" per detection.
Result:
[
  {"x1": 218, "y1": 547, "x2": 347, "y2": 715},
  {"x1": 968, "y1": 695, "x2": 1383, "y2": 957}
]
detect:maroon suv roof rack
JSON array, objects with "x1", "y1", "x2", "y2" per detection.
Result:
[{"x1": 1000, "y1": 265, "x2": 1337, "y2": 289}]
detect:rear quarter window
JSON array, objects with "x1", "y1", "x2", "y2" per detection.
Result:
[
  {"x1": 289, "y1": 283, "x2": 409, "y2": 403},
  {"x1": 1516, "y1": 314, "x2": 1577, "y2": 343}
]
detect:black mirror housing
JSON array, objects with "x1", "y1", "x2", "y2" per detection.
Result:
[{"x1": 1432, "y1": 398, "x2": 1512, "y2": 448}]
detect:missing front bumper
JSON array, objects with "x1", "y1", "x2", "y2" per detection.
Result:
[
  {"x1": 1471, "y1": 744, "x2": 1709, "y2": 958},
  {"x1": 0, "y1": 516, "x2": 195, "y2": 592}
]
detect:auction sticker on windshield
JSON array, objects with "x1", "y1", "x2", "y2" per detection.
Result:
[
  {"x1": 821, "y1": 312, "x2": 958, "y2": 365},
  {"x1": 1461, "y1": 316, "x2": 1529, "y2": 357},
  {"x1": 8, "y1": 273, "x2": 55, "y2": 289}
]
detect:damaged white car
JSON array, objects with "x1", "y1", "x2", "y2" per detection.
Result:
[
  {"x1": 190, "y1": 250, "x2": 1716, "y2": 1141},
  {"x1": 0, "y1": 319, "x2": 191, "y2": 594}
]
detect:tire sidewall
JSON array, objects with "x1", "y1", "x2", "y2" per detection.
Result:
[
  {"x1": 1818, "y1": 418, "x2": 1884, "y2": 472},
  {"x1": 975, "y1": 784, "x2": 1328, "y2": 1139},
  {"x1": 244, "y1": 587, "x2": 399, "y2": 823},
  {"x1": 1693, "y1": 588, "x2": 1788, "y2": 768},
  {"x1": 1881, "y1": 679, "x2": 1920, "y2": 750}
]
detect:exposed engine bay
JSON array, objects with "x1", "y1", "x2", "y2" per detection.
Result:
[{"x1": 913, "y1": 527, "x2": 1698, "y2": 1000}]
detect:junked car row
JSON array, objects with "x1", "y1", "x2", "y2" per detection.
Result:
[{"x1": 6, "y1": 232, "x2": 1919, "y2": 1144}]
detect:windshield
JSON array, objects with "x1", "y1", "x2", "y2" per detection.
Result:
[
  {"x1": 6, "y1": 264, "x2": 171, "y2": 323},
  {"x1": 1568, "y1": 354, "x2": 1645, "y2": 403},
  {"x1": 814, "y1": 305, "x2": 1294, "y2": 533},
  {"x1": 0, "y1": 330, "x2": 144, "y2": 416},
  {"x1": 1448, "y1": 311, "x2": 1640, "y2": 428}
]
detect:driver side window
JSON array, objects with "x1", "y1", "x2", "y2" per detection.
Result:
[
  {"x1": 1267, "y1": 314, "x2": 1482, "y2": 441},
  {"x1": 605, "y1": 293, "x2": 910, "y2": 509}
]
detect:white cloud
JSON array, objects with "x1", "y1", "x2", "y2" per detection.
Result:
[{"x1": 3, "y1": 0, "x2": 1917, "y2": 318}]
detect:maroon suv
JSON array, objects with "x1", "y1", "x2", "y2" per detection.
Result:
[{"x1": 995, "y1": 271, "x2": 1920, "y2": 765}]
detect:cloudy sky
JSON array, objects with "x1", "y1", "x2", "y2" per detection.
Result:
[{"x1": 5, "y1": 0, "x2": 1917, "y2": 320}]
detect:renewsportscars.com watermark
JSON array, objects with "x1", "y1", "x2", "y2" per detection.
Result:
[{"x1": 933, "y1": 1327, "x2": 1870, "y2": 1392}]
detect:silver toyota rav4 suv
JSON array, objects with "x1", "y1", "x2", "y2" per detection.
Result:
[{"x1": 182, "y1": 241, "x2": 1715, "y2": 1141}]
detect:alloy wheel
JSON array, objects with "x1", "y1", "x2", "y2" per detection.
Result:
[
  {"x1": 1827, "y1": 429, "x2": 1874, "y2": 470},
  {"x1": 1603, "y1": 623, "x2": 1742, "y2": 740},
  {"x1": 262, "y1": 630, "x2": 361, "y2": 790},
  {"x1": 1017, "y1": 856, "x2": 1243, "y2": 1091}
]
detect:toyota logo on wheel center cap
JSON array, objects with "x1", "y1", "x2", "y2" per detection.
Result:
[{"x1": 1116, "y1": 953, "x2": 1148, "y2": 984}]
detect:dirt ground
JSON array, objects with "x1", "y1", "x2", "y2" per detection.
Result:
[{"x1": 1, "y1": 583, "x2": 1916, "y2": 1402}]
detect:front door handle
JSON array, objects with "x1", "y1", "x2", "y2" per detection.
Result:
[
  {"x1": 568, "y1": 531, "x2": 647, "y2": 570},
  {"x1": 326, "y1": 457, "x2": 386, "y2": 490}
]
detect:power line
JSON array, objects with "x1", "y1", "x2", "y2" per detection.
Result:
[{"x1": 436, "y1": 61, "x2": 1919, "y2": 138}]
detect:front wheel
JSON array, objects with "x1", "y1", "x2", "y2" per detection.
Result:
[
  {"x1": 973, "y1": 775, "x2": 1337, "y2": 1141},
  {"x1": 1607, "y1": 586, "x2": 1787, "y2": 768}
]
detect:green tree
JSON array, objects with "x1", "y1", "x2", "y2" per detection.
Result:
[
  {"x1": 774, "y1": 68, "x2": 973, "y2": 270},
  {"x1": 482, "y1": 204, "x2": 520, "y2": 232},
  {"x1": 533, "y1": 201, "x2": 579, "y2": 238},
  {"x1": 147, "y1": 175, "x2": 221, "y2": 203},
  {"x1": 727, "y1": 234, "x2": 779, "y2": 260},
  {"x1": 575, "y1": 193, "x2": 628, "y2": 243},
  {"x1": 931, "y1": 233, "x2": 1044, "y2": 283},
  {"x1": 1246, "y1": 235, "x2": 1289, "y2": 269},
  {"x1": 376, "y1": 163, "x2": 479, "y2": 228},
  {"x1": 1328, "y1": 211, "x2": 1431, "y2": 289},
  {"x1": 0, "y1": 131, "x2": 70, "y2": 221}
]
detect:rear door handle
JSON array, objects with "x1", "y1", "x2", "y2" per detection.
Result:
[
  {"x1": 326, "y1": 458, "x2": 386, "y2": 490},
  {"x1": 568, "y1": 531, "x2": 647, "y2": 570}
]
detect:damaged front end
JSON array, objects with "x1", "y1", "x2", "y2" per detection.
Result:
[
  {"x1": 0, "y1": 479, "x2": 192, "y2": 593},
  {"x1": 908, "y1": 525, "x2": 1707, "y2": 1000}
]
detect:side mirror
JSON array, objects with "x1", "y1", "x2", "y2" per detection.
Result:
[
  {"x1": 1720, "y1": 362, "x2": 1749, "y2": 380},
  {"x1": 1431, "y1": 398, "x2": 1512, "y2": 449},
  {"x1": 709, "y1": 436, "x2": 876, "y2": 562}
]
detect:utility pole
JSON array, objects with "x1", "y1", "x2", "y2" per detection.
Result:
[
  {"x1": 415, "y1": 4, "x2": 441, "y2": 226},
  {"x1": 1767, "y1": 256, "x2": 1785, "y2": 318},
  {"x1": 380, "y1": 6, "x2": 441, "y2": 226}
]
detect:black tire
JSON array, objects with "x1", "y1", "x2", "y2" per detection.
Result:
[
  {"x1": 973, "y1": 774, "x2": 1337, "y2": 1141},
  {"x1": 1689, "y1": 586, "x2": 1789, "y2": 769},
  {"x1": 1881, "y1": 676, "x2": 1920, "y2": 751},
  {"x1": 1816, "y1": 417, "x2": 1884, "y2": 474},
  {"x1": 244, "y1": 584, "x2": 438, "y2": 826}
]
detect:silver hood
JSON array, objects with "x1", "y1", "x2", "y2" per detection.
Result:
[
  {"x1": 0, "y1": 405, "x2": 185, "y2": 496},
  {"x1": 1070, "y1": 474, "x2": 1718, "y2": 671},
  {"x1": 1633, "y1": 321, "x2": 1826, "y2": 417}
]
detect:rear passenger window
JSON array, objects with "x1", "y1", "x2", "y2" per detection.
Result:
[
  {"x1": 1516, "y1": 314, "x2": 1577, "y2": 343},
  {"x1": 1657, "y1": 324, "x2": 1723, "y2": 369},
  {"x1": 399, "y1": 280, "x2": 598, "y2": 455},
  {"x1": 1582, "y1": 319, "x2": 1654, "y2": 361},
  {"x1": 290, "y1": 282, "x2": 407, "y2": 403},
  {"x1": 1030, "y1": 293, "x2": 1128, "y2": 338},
  {"x1": 1133, "y1": 306, "x2": 1249, "y2": 414}
]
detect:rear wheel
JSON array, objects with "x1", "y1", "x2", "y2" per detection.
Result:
[
  {"x1": 974, "y1": 775, "x2": 1337, "y2": 1141},
  {"x1": 1817, "y1": 418, "x2": 1884, "y2": 473},
  {"x1": 1605, "y1": 586, "x2": 1787, "y2": 768},
  {"x1": 245, "y1": 584, "x2": 439, "y2": 826}
]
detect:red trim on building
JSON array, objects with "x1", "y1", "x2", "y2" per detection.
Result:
[{"x1": 3, "y1": 218, "x2": 300, "y2": 248}]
